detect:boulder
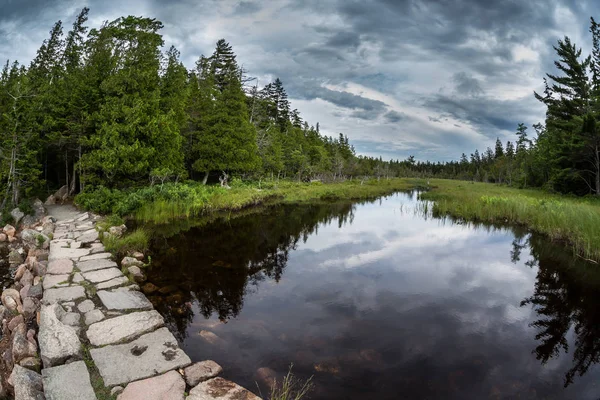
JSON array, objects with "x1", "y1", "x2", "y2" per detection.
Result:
[
  {"x1": 19, "y1": 284, "x2": 30, "y2": 301},
  {"x1": 117, "y1": 370, "x2": 185, "y2": 400},
  {"x1": 2, "y1": 288, "x2": 21, "y2": 311},
  {"x1": 12, "y1": 323, "x2": 38, "y2": 363},
  {"x1": 3, "y1": 224, "x2": 15, "y2": 238},
  {"x1": 122, "y1": 257, "x2": 143, "y2": 269},
  {"x1": 108, "y1": 224, "x2": 127, "y2": 238},
  {"x1": 254, "y1": 367, "x2": 277, "y2": 389},
  {"x1": 20, "y1": 269, "x2": 34, "y2": 287},
  {"x1": 22, "y1": 297, "x2": 38, "y2": 319},
  {"x1": 32, "y1": 199, "x2": 45, "y2": 219},
  {"x1": 11, "y1": 208, "x2": 24, "y2": 225},
  {"x1": 0, "y1": 233, "x2": 7, "y2": 242},
  {"x1": 8, "y1": 250, "x2": 23, "y2": 265},
  {"x1": 21, "y1": 215, "x2": 37, "y2": 229},
  {"x1": 184, "y1": 360, "x2": 223, "y2": 387},
  {"x1": 188, "y1": 377, "x2": 262, "y2": 400},
  {"x1": 127, "y1": 266, "x2": 145, "y2": 283},
  {"x1": 38, "y1": 303, "x2": 82, "y2": 367},
  {"x1": 10, "y1": 365, "x2": 44, "y2": 400},
  {"x1": 131, "y1": 251, "x2": 144, "y2": 261},
  {"x1": 27, "y1": 284, "x2": 43, "y2": 300},
  {"x1": 45, "y1": 195, "x2": 56, "y2": 205},
  {"x1": 53, "y1": 185, "x2": 68, "y2": 202},
  {"x1": 21, "y1": 229, "x2": 50, "y2": 250},
  {"x1": 8, "y1": 315, "x2": 24, "y2": 332}
]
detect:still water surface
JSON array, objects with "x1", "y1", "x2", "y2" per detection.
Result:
[{"x1": 145, "y1": 192, "x2": 600, "y2": 399}]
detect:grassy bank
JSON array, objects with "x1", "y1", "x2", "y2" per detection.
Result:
[
  {"x1": 75, "y1": 178, "x2": 418, "y2": 224},
  {"x1": 421, "y1": 179, "x2": 600, "y2": 262}
]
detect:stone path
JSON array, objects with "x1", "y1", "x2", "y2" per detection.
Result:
[{"x1": 36, "y1": 206, "x2": 262, "y2": 399}]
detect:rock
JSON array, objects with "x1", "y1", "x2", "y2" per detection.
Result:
[
  {"x1": 87, "y1": 310, "x2": 164, "y2": 347},
  {"x1": 19, "y1": 356, "x2": 41, "y2": 372},
  {"x1": 90, "y1": 243, "x2": 106, "y2": 254},
  {"x1": 12, "y1": 324, "x2": 37, "y2": 363},
  {"x1": 42, "y1": 274, "x2": 70, "y2": 290},
  {"x1": 96, "y1": 276, "x2": 129, "y2": 290},
  {"x1": 20, "y1": 270, "x2": 34, "y2": 287},
  {"x1": 3, "y1": 224, "x2": 16, "y2": 238},
  {"x1": 184, "y1": 360, "x2": 223, "y2": 387},
  {"x1": 84, "y1": 309, "x2": 104, "y2": 325},
  {"x1": 108, "y1": 225, "x2": 127, "y2": 238},
  {"x1": 90, "y1": 327, "x2": 191, "y2": 387},
  {"x1": 77, "y1": 258, "x2": 117, "y2": 272},
  {"x1": 127, "y1": 266, "x2": 145, "y2": 283},
  {"x1": 47, "y1": 258, "x2": 74, "y2": 275},
  {"x1": 117, "y1": 370, "x2": 185, "y2": 400},
  {"x1": 19, "y1": 284, "x2": 30, "y2": 300},
  {"x1": 79, "y1": 252, "x2": 112, "y2": 262},
  {"x1": 53, "y1": 185, "x2": 68, "y2": 202},
  {"x1": 26, "y1": 329, "x2": 35, "y2": 344},
  {"x1": 131, "y1": 251, "x2": 144, "y2": 261},
  {"x1": 77, "y1": 299, "x2": 95, "y2": 313},
  {"x1": 60, "y1": 312, "x2": 80, "y2": 327},
  {"x1": 45, "y1": 194, "x2": 56, "y2": 205},
  {"x1": 41, "y1": 221, "x2": 55, "y2": 237},
  {"x1": 82, "y1": 267, "x2": 124, "y2": 283},
  {"x1": 22, "y1": 298, "x2": 38, "y2": 319},
  {"x1": 27, "y1": 284, "x2": 42, "y2": 300},
  {"x1": 8, "y1": 315, "x2": 24, "y2": 332},
  {"x1": 121, "y1": 257, "x2": 143, "y2": 269},
  {"x1": 38, "y1": 303, "x2": 82, "y2": 367},
  {"x1": 158, "y1": 285, "x2": 178, "y2": 294},
  {"x1": 32, "y1": 199, "x2": 44, "y2": 218},
  {"x1": 254, "y1": 367, "x2": 277, "y2": 389},
  {"x1": 32, "y1": 261, "x2": 46, "y2": 276},
  {"x1": 111, "y1": 386, "x2": 124, "y2": 396},
  {"x1": 2, "y1": 288, "x2": 21, "y2": 310},
  {"x1": 11, "y1": 208, "x2": 24, "y2": 225},
  {"x1": 21, "y1": 215, "x2": 37, "y2": 229},
  {"x1": 141, "y1": 283, "x2": 159, "y2": 295},
  {"x1": 42, "y1": 286, "x2": 86, "y2": 304},
  {"x1": 198, "y1": 330, "x2": 225, "y2": 346},
  {"x1": 75, "y1": 212, "x2": 89, "y2": 222},
  {"x1": 77, "y1": 230, "x2": 99, "y2": 245},
  {"x1": 15, "y1": 264, "x2": 27, "y2": 280},
  {"x1": 188, "y1": 377, "x2": 262, "y2": 400},
  {"x1": 21, "y1": 229, "x2": 50, "y2": 250},
  {"x1": 9, "y1": 250, "x2": 23, "y2": 265},
  {"x1": 10, "y1": 365, "x2": 44, "y2": 400},
  {"x1": 42, "y1": 360, "x2": 96, "y2": 400},
  {"x1": 97, "y1": 290, "x2": 153, "y2": 311},
  {"x1": 0, "y1": 233, "x2": 6, "y2": 243}
]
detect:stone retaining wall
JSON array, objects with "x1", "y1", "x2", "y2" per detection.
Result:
[{"x1": 11, "y1": 207, "x2": 262, "y2": 399}]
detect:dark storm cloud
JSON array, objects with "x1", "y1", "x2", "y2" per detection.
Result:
[{"x1": 1, "y1": 0, "x2": 598, "y2": 161}]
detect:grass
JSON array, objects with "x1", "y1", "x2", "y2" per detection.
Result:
[
  {"x1": 420, "y1": 179, "x2": 600, "y2": 262},
  {"x1": 102, "y1": 228, "x2": 149, "y2": 258},
  {"x1": 262, "y1": 366, "x2": 314, "y2": 400}
]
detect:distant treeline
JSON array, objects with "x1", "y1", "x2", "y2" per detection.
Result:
[{"x1": 0, "y1": 8, "x2": 404, "y2": 209}]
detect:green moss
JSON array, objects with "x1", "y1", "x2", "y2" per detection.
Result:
[{"x1": 82, "y1": 346, "x2": 115, "y2": 400}]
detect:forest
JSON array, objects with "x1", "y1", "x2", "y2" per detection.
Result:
[
  {"x1": 2, "y1": 7, "x2": 600, "y2": 216},
  {"x1": 0, "y1": 8, "x2": 395, "y2": 211}
]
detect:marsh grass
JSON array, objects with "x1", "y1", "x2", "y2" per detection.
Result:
[
  {"x1": 421, "y1": 179, "x2": 600, "y2": 262},
  {"x1": 102, "y1": 228, "x2": 149, "y2": 257},
  {"x1": 263, "y1": 366, "x2": 314, "y2": 400}
]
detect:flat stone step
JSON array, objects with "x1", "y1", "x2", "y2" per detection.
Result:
[
  {"x1": 90, "y1": 327, "x2": 191, "y2": 387},
  {"x1": 42, "y1": 274, "x2": 70, "y2": 289},
  {"x1": 42, "y1": 361, "x2": 96, "y2": 400},
  {"x1": 97, "y1": 276, "x2": 129, "y2": 290},
  {"x1": 188, "y1": 377, "x2": 262, "y2": 400},
  {"x1": 79, "y1": 252, "x2": 112, "y2": 262},
  {"x1": 47, "y1": 259, "x2": 74, "y2": 275},
  {"x1": 49, "y1": 247, "x2": 90, "y2": 261},
  {"x1": 81, "y1": 267, "x2": 124, "y2": 283},
  {"x1": 118, "y1": 370, "x2": 185, "y2": 400},
  {"x1": 43, "y1": 286, "x2": 86, "y2": 304},
  {"x1": 86, "y1": 310, "x2": 164, "y2": 346},
  {"x1": 97, "y1": 290, "x2": 152, "y2": 311},
  {"x1": 77, "y1": 258, "x2": 118, "y2": 272}
]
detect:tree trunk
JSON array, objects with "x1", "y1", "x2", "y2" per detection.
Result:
[{"x1": 202, "y1": 171, "x2": 209, "y2": 185}]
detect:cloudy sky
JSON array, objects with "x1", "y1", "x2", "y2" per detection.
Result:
[{"x1": 0, "y1": 0, "x2": 596, "y2": 161}]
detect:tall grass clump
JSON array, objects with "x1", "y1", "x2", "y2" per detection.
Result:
[
  {"x1": 265, "y1": 366, "x2": 313, "y2": 400},
  {"x1": 102, "y1": 228, "x2": 149, "y2": 257}
]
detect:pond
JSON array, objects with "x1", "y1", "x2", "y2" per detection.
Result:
[{"x1": 143, "y1": 191, "x2": 600, "y2": 400}]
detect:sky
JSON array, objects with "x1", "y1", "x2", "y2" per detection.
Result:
[{"x1": 0, "y1": 0, "x2": 597, "y2": 161}]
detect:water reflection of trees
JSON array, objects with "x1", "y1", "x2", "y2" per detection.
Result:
[
  {"x1": 518, "y1": 234, "x2": 600, "y2": 387},
  {"x1": 146, "y1": 202, "x2": 357, "y2": 341}
]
